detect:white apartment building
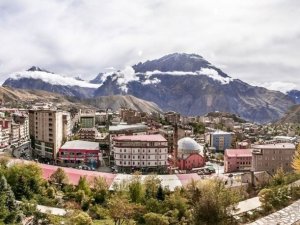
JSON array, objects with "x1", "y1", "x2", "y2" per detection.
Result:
[
  {"x1": 113, "y1": 134, "x2": 168, "y2": 172},
  {"x1": 0, "y1": 125, "x2": 9, "y2": 151},
  {"x1": 29, "y1": 109, "x2": 70, "y2": 160}
]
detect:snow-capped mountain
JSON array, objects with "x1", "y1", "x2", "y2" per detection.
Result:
[
  {"x1": 2, "y1": 53, "x2": 296, "y2": 123},
  {"x1": 3, "y1": 66, "x2": 99, "y2": 98},
  {"x1": 93, "y1": 53, "x2": 295, "y2": 123},
  {"x1": 287, "y1": 90, "x2": 300, "y2": 104}
]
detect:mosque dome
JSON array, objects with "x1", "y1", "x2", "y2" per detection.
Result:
[{"x1": 178, "y1": 137, "x2": 201, "y2": 154}]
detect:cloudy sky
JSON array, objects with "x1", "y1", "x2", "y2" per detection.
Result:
[{"x1": 0, "y1": 0, "x2": 299, "y2": 91}]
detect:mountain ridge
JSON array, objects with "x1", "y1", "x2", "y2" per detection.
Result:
[{"x1": 2, "y1": 53, "x2": 296, "y2": 123}]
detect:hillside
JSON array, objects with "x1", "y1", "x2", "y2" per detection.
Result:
[
  {"x1": 82, "y1": 95, "x2": 162, "y2": 114},
  {"x1": 0, "y1": 86, "x2": 162, "y2": 114},
  {"x1": 278, "y1": 105, "x2": 300, "y2": 124}
]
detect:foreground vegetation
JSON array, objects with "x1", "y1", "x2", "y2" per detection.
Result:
[{"x1": 0, "y1": 157, "x2": 242, "y2": 225}]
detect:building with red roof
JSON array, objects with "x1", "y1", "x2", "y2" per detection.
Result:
[{"x1": 224, "y1": 149, "x2": 252, "y2": 173}]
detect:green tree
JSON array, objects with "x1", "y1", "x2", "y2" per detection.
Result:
[
  {"x1": 156, "y1": 185, "x2": 165, "y2": 201},
  {"x1": 144, "y1": 175, "x2": 161, "y2": 199},
  {"x1": 77, "y1": 176, "x2": 91, "y2": 196},
  {"x1": 271, "y1": 167, "x2": 285, "y2": 186},
  {"x1": 128, "y1": 173, "x2": 144, "y2": 203},
  {"x1": 186, "y1": 179, "x2": 240, "y2": 225},
  {"x1": 6, "y1": 163, "x2": 42, "y2": 200},
  {"x1": 144, "y1": 212, "x2": 169, "y2": 225},
  {"x1": 92, "y1": 176, "x2": 108, "y2": 205},
  {"x1": 108, "y1": 194, "x2": 143, "y2": 225},
  {"x1": 67, "y1": 211, "x2": 93, "y2": 225},
  {"x1": 0, "y1": 175, "x2": 21, "y2": 224},
  {"x1": 50, "y1": 168, "x2": 69, "y2": 187}
]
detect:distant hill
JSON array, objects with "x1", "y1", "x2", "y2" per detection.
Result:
[
  {"x1": 0, "y1": 86, "x2": 162, "y2": 114},
  {"x1": 206, "y1": 111, "x2": 247, "y2": 123},
  {"x1": 82, "y1": 95, "x2": 162, "y2": 114},
  {"x1": 277, "y1": 105, "x2": 300, "y2": 124},
  {"x1": 0, "y1": 86, "x2": 87, "y2": 109}
]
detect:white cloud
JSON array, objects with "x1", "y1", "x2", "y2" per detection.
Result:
[
  {"x1": 252, "y1": 81, "x2": 298, "y2": 93},
  {"x1": 0, "y1": 0, "x2": 299, "y2": 89}
]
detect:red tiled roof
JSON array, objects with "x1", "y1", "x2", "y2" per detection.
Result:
[
  {"x1": 113, "y1": 134, "x2": 167, "y2": 142},
  {"x1": 41, "y1": 164, "x2": 116, "y2": 186},
  {"x1": 225, "y1": 149, "x2": 252, "y2": 157}
]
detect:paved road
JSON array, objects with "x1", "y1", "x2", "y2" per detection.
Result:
[
  {"x1": 234, "y1": 197, "x2": 261, "y2": 215},
  {"x1": 248, "y1": 199, "x2": 300, "y2": 225}
]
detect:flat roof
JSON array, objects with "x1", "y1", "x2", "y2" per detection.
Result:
[
  {"x1": 114, "y1": 134, "x2": 167, "y2": 142},
  {"x1": 253, "y1": 143, "x2": 295, "y2": 149},
  {"x1": 60, "y1": 140, "x2": 99, "y2": 150},
  {"x1": 211, "y1": 130, "x2": 232, "y2": 135},
  {"x1": 225, "y1": 149, "x2": 253, "y2": 157},
  {"x1": 109, "y1": 124, "x2": 147, "y2": 132}
]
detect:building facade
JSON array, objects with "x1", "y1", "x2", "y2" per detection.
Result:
[
  {"x1": 224, "y1": 149, "x2": 252, "y2": 173},
  {"x1": 29, "y1": 109, "x2": 70, "y2": 160},
  {"x1": 80, "y1": 114, "x2": 95, "y2": 128},
  {"x1": 113, "y1": 134, "x2": 168, "y2": 172},
  {"x1": 58, "y1": 140, "x2": 101, "y2": 168},
  {"x1": 251, "y1": 143, "x2": 296, "y2": 174},
  {"x1": 208, "y1": 130, "x2": 232, "y2": 152}
]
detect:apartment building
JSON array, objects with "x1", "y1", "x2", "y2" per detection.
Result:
[
  {"x1": 251, "y1": 143, "x2": 296, "y2": 174},
  {"x1": 29, "y1": 109, "x2": 70, "y2": 160},
  {"x1": 113, "y1": 134, "x2": 168, "y2": 172},
  {"x1": 109, "y1": 124, "x2": 148, "y2": 146},
  {"x1": 159, "y1": 125, "x2": 174, "y2": 153},
  {"x1": 207, "y1": 130, "x2": 232, "y2": 152},
  {"x1": 224, "y1": 149, "x2": 252, "y2": 173},
  {"x1": 0, "y1": 122, "x2": 9, "y2": 151}
]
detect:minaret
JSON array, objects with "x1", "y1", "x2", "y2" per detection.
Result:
[{"x1": 174, "y1": 122, "x2": 178, "y2": 168}]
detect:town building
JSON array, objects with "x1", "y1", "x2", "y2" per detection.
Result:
[
  {"x1": 177, "y1": 137, "x2": 205, "y2": 170},
  {"x1": 109, "y1": 123, "x2": 148, "y2": 144},
  {"x1": 159, "y1": 125, "x2": 174, "y2": 153},
  {"x1": 0, "y1": 121, "x2": 9, "y2": 151},
  {"x1": 78, "y1": 127, "x2": 99, "y2": 141},
  {"x1": 251, "y1": 143, "x2": 296, "y2": 174},
  {"x1": 80, "y1": 114, "x2": 95, "y2": 128},
  {"x1": 113, "y1": 134, "x2": 168, "y2": 173},
  {"x1": 207, "y1": 130, "x2": 232, "y2": 152},
  {"x1": 58, "y1": 140, "x2": 101, "y2": 168},
  {"x1": 29, "y1": 109, "x2": 70, "y2": 160},
  {"x1": 224, "y1": 149, "x2": 252, "y2": 173},
  {"x1": 164, "y1": 111, "x2": 180, "y2": 124}
]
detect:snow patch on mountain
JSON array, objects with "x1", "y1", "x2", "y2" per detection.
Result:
[
  {"x1": 198, "y1": 68, "x2": 233, "y2": 84},
  {"x1": 141, "y1": 77, "x2": 161, "y2": 85},
  {"x1": 136, "y1": 68, "x2": 233, "y2": 84},
  {"x1": 9, "y1": 70, "x2": 100, "y2": 88}
]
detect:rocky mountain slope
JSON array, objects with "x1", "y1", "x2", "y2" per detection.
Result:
[
  {"x1": 277, "y1": 105, "x2": 300, "y2": 124},
  {"x1": 0, "y1": 86, "x2": 162, "y2": 114},
  {"x1": 287, "y1": 90, "x2": 300, "y2": 104},
  {"x1": 83, "y1": 95, "x2": 162, "y2": 114},
  {"x1": 2, "y1": 53, "x2": 296, "y2": 123},
  {"x1": 0, "y1": 85, "x2": 84, "y2": 108},
  {"x1": 93, "y1": 53, "x2": 295, "y2": 123}
]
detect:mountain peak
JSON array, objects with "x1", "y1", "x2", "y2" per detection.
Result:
[
  {"x1": 132, "y1": 53, "x2": 228, "y2": 78},
  {"x1": 27, "y1": 66, "x2": 51, "y2": 73}
]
